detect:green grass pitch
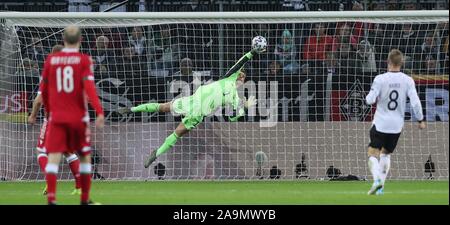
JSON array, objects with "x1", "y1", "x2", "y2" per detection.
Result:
[{"x1": 0, "y1": 180, "x2": 448, "y2": 205}]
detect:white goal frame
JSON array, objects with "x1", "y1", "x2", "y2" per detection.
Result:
[{"x1": 0, "y1": 10, "x2": 448, "y2": 181}]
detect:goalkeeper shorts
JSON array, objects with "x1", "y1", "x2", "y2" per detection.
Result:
[
  {"x1": 181, "y1": 115, "x2": 204, "y2": 130},
  {"x1": 172, "y1": 97, "x2": 203, "y2": 130}
]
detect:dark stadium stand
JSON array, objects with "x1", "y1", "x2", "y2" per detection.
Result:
[{"x1": 0, "y1": 0, "x2": 448, "y2": 12}]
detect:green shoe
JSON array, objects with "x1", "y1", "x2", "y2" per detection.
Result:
[
  {"x1": 42, "y1": 185, "x2": 48, "y2": 196},
  {"x1": 71, "y1": 188, "x2": 82, "y2": 195},
  {"x1": 144, "y1": 150, "x2": 158, "y2": 168}
]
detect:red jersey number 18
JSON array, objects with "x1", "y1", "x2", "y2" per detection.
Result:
[{"x1": 56, "y1": 66, "x2": 74, "y2": 93}]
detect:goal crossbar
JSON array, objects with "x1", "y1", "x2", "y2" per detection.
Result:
[{"x1": 0, "y1": 10, "x2": 448, "y2": 20}]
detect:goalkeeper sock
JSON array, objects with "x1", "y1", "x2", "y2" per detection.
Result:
[
  {"x1": 368, "y1": 156, "x2": 380, "y2": 182},
  {"x1": 378, "y1": 153, "x2": 391, "y2": 185},
  {"x1": 131, "y1": 103, "x2": 160, "y2": 113},
  {"x1": 156, "y1": 132, "x2": 179, "y2": 157}
]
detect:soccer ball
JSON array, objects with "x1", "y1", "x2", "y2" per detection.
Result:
[{"x1": 252, "y1": 36, "x2": 267, "y2": 52}]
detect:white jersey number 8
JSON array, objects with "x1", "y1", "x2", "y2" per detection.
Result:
[
  {"x1": 388, "y1": 90, "x2": 399, "y2": 111},
  {"x1": 56, "y1": 66, "x2": 74, "y2": 93}
]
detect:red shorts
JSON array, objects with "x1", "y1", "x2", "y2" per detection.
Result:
[
  {"x1": 36, "y1": 119, "x2": 48, "y2": 153},
  {"x1": 44, "y1": 121, "x2": 91, "y2": 156}
]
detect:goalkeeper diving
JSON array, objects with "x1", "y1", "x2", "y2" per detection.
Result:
[{"x1": 121, "y1": 44, "x2": 266, "y2": 168}]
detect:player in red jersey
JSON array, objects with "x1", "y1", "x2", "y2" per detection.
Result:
[
  {"x1": 39, "y1": 25, "x2": 104, "y2": 205},
  {"x1": 28, "y1": 44, "x2": 82, "y2": 196}
]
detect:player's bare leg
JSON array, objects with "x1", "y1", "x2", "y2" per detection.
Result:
[
  {"x1": 158, "y1": 102, "x2": 171, "y2": 113},
  {"x1": 367, "y1": 147, "x2": 383, "y2": 195},
  {"x1": 45, "y1": 153, "x2": 62, "y2": 205},
  {"x1": 64, "y1": 152, "x2": 82, "y2": 195},
  {"x1": 144, "y1": 123, "x2": 189, "y2": 168},
  {"x1": 377, "y1": 148, "x2": 391, "y2": 195}
]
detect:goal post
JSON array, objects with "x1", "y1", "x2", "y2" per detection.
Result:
[{"x1": 0, "y1": 10, "x2": 448, "y2": 181}]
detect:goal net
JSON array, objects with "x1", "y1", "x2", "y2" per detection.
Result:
[{"x1": 0, "y1": 11, "x2": 448, "y2": 181}]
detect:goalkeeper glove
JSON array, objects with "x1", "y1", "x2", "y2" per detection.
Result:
[
  {"x1": 251, "y1": 47, "x2": 266, "y2": 54},
  {"x1": 245, "y1": 96, "x2": 257, "y2": 108}
]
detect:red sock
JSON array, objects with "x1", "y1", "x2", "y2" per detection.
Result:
[
  {"x1": 68, "y1": 159, "x2": 81, "y2": 189},
  {"x1": 80, "y1": 174, "x2": 91, "y2": 203},
  {"x1": 46, "y1": 173, "x2": 57, "y2": 204},
  {"x1": 37, "y1": 154, "x2": 48, "y2": 173}
]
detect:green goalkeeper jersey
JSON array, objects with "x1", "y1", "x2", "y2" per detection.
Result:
[{"x1": 172, "y1": 51, "x2": 254, "y2": 121}]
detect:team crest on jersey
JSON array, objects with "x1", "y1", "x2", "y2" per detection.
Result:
[{"x1": 339, "y1": 80, "x2": 371, "y2": 121}]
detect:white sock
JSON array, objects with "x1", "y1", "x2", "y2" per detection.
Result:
[
  {"x1": 368, "y1": 156, "x2": 380, "y2": 182},
  {"x1": 45, "y1": 163, "x2": 59, "y2": 174},
  {"x1": 79, "y1": 163, "x2": 92, "y2": 174},
  {"x1": 65, "y1": 154, "x2": 79, "y2": 164},
  {"x1": 379, "y1": 153, "x2": 391, "y2": 186}
]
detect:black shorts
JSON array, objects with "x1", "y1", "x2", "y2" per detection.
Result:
[{"x1": 368, "y1": 125, "x2": 401, "y2": 153}]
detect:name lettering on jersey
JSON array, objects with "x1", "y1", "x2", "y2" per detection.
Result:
[
  {"x1": 389, "y1": 83, "x2": 400, "y2": 88},
  {"x1": 50, "y1": 56, "x2": 81, "y2": 65}
]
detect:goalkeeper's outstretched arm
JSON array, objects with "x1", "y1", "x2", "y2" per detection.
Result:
[{"x1": 223, "y1": 49, "x2": 260, "y2": 78}]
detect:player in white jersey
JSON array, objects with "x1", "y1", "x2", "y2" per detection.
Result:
[{"x1": 365, "y1": 49, "x2": 426, "y2": 195}]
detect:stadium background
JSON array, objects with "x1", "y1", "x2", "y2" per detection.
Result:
[{"x1": 0, "y1": 0, "x2": 448, "y2": 181}]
